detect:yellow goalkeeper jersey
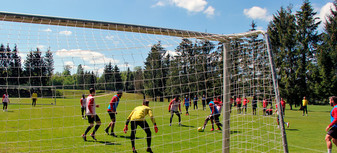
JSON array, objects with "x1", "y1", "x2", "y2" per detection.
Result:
[
  {"x1": 302, "y1": 99, "x2": 308, "y2": 106},
  {"x1": 32, "y1": 93, "x2": 37, "y2": 99},
  {"x1": 127, "y1": 105, "x2": 156, "y2": 124}
]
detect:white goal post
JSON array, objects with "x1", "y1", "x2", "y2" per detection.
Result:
[{"x1": 0, "y1": 11, "x2": 288, "y2": 153}]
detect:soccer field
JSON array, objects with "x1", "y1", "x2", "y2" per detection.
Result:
[{"x1": 0, "y1": 91, "x2": 330, "y2": 153}]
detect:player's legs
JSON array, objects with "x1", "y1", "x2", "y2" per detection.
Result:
[
  {"x1": 130, "y1": 121, "x2": 138, "y2": 151},
  {"x1": 333, "y1": 138, "x2": 337, "y2": 147},
  {"x1": 91, "y1": 115, "x2": 101, "y2": 138},
  {"x1": 185, "y1": 106, "x2": 189, "y2": 115},
  {"x1": 81, "y1": 107, "x2": 85, "y2": 118},
  {"x1": 326, "y1": 134, "x2": 333, "y2": 152},
  {"x1": 2, "y1": 102, "x2": 4, "y2": 111},
  {"x1": 214, "y1": 114, "x2": 222, "y2": 130},
  {"x1": 139, "y1": 121, "x2": 152, "y2": 150},
  {"x1": 175, "y1": 111, "x2": 181, "y2": 124},
  {"x1": 263, "y1": 108, "x2": 266, "y2": 116},
  {"x1": 169, "y1": 111, "x2": 174, "y2": 125},
  {"x1": 202, "y1": 101, "x2": 205, "y2": 110}
]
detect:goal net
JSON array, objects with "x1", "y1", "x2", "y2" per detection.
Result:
[{"x1": 0, "y1": 12, "x2": 287, "y2": 153}]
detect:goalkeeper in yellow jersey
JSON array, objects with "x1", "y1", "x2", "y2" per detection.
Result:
[{"x1": 123, "y1": 100, "x2": 158, "y2": 153}]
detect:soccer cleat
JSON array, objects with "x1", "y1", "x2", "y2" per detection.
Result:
[
  {"x1": 216, "y1": 128, "x2": 221, "y2": 131},
  {"x1": 178, "y1": 122, "x2": 181, "y2": 126},
  {"x1": 146, "y1": 148, "x2": 153, "y2": 153},
  {"x1": 286, "y1": 122, "x2": 290, "y2": 128},
  {"x1": 169, "y1": 123, "x2": 171, "y2": 126},
  {"x1": 110, "y1": 133, "x2": 117, "y2": 137},
  {"x1": 210, "y1": 128, "x2": 214, "y2": 131},
  {"x1": 105, "y1": 128, "x2": 109, "y2": 135},
  {"x1": 90, "y1": 134, "x2": 97, "y2": 141},
  {"x1": 81, "y1": 134, "x2": 87, "y2": 141},
  {"x1": 132, "y1": 147, "x2": 137, "y2": 153}
]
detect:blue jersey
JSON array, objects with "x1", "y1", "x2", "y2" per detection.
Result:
[
  {"x1": 209, "y1": 101, "x2": 219, "y2": 115},
  {"x1": 107, "y1": 95, "x2": 120, "y2": 112},
  {"x1": 331, "y1": 105, "x2": 337, "y2": 127},
  {"x1": 184, "y1": 98, "x2": 190, "y2": 106}
]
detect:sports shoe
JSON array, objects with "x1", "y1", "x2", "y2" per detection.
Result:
[
  {"x1": 169, "y1": 123, "x2": 171, "y2": 126},
  {"x1": 146, "y1": 148, "x2": 153, "y2": 153},
  {"x1": 105, "y1": 128, "x2": 109, "y2": 135},
  {"x1": 110, "y1": 133, "x2": 117, "y2": 137},
  {"x1": 286, "y1": 122, "x2": 290, "y2": 128},
  {"x1": 216, "y1": 128, "x2": 221, "y2": 131},
  {"x1": 210, "y1": 128, "x2": 214, "y2": 131},
  {"x1": 178, "y1": 122, "x2": 181, "y2": 126},
  {"x1": 81, "y1": 134, "x2": 87, "y2": 141},
  {"x1": 132, "y1": 147, "x2": 137, "y2": 153},
  {"x1": 90, "y1": 134, "x2": 97, "y2": 141}
]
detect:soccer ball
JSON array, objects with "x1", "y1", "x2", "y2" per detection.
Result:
[{"x1": 197, "y1": 127, "x2": 204, "y2": 132}]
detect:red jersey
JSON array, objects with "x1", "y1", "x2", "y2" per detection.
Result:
[
  {"x1": 80, "y1": 98, "x2": 86, "y2": 107},
  {"x1": 281, "y1": 100, "x2": 286, "y2": 108},
  {"x1": 263, "y1": 100, "x2": 268, "y2": 108},
  {"x1": 168, "y1": 99, "x2": 181, "y2": 112},
  {"x1": 230, "y1": 98, "x2": 234, "y2": 104},
  {"x1": 243, "y1": 98, "x2": 249, "y2": 105},
  {"x1": 86, "y1": 94, "x2": 96, "y2": 115},
  {"x1": 236, "y1": 98, "x2": 241, "y2": 105}
]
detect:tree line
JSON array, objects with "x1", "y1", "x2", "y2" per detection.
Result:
[{"x1": 267, "y1": 0, "x2": 337, "y2": 107}]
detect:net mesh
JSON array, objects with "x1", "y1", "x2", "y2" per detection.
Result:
[{"x1": 0, "y1": 12, "x2": 285, "y2": 153}]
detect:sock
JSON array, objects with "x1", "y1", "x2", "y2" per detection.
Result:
[
  {"x1": 328, "y1": 149, "x2": 331, "y2": 153},
  {"x1": 84, "y1": 126, "x2": 92, "y2": 135},
  {"x1": 92, "y1": 124, "x2": 100, "y2": 135}
]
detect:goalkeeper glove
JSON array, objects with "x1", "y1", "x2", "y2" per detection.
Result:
[
  {"x1": 154, "y1": 125, "x2": 158, "y2": 133},
  {"x1": 123, "y1": 125, "x2": 128, "y2": 133}
]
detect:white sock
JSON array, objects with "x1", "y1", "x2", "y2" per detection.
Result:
[{"x1": 328, "y1": 149, "x2": 331, "y2": 153}]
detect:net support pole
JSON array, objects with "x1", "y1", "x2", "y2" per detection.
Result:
[
  {"x1": 222, "y1": 42, "x2": 230, "y2": 153},
  {"x1": 264, "y1": 33, "x2": 289, "y2": 153}
]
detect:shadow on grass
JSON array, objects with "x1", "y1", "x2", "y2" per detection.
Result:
[
  {"x1": 86, "y1": 140, "x2": 121, "y2": 145},
  {"x1": 285, "y1": 129, "x2": 299, "y2": 131},
  {"x1": 179, "y1": 124, "x2": 195, "y2": 128},
  {"x1": 119, "y1": 135, "x2": 143, "y2": 139},
  {"x1": 4, "y1": 110, "x2": 14, "y2": 112},
  {"x1": 230, "y1": 130, "x2": 241, "y2": 134}
]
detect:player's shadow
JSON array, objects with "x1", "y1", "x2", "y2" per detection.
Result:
[
  {"x1": 285, "y1": 129, "x2": 299, "y2": 131},
  {"x1": 230, "y1": 130, "x2": 241, "y2": 134},
  {"x1": 119, "y1": 135, "x2": 143, "y2": 139},
  {"x1": 179, "y1": 124, "x2": 195, "y2": 128},
  {"x1": 87, "y1": 140, "x2": 121, "y2": 145},
  {"x1": 5, "y1": 110, "x2": 14, "y2": 112}
]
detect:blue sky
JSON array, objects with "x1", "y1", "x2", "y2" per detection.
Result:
[
  {"x1": 0, "y1": 0, "x2": 335, "y2": 74},
  {"x1": 1, "y1": 0, "x2": 334, "y2": 34}
]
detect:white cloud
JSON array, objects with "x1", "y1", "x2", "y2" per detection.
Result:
[
  {"x1": 243, "y1": 6, "x2": 272, "y2": 22},
  {"x1": 105, "y1": 35, "x2": 114, "y2": 40},
  {"x1": 37, "y1": 45, "x2": 46, "y2": 50},
  {"x1": 55, "y1": 49, "x2": 119, "y2": 65},
  {"x1": 42, "y1": 28, "x2": 52, "y2": 32},
  {"x1": 59, "y1": 30, "x2": 72, "y2": 36},
  {"x1": 318, "y1": 2, "x2": 336, "y2": 24},
  {"x1": 204, "y1": 6, "x2": 215, "y2": 17},
  {"x1": 64, "y1": 61, "x2": 75, "y2": 68},
  {"x1": 152, "y1": 0, "x2": 215, "y2": 17}
]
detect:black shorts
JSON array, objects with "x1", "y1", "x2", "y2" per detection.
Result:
[
  {"x1": 243, "y1": 104, "x2": 247, "y2": 108},
  {"x1": 108, "y1": 111, "x2": 116, "y2": 120},
  {"x1": 170, "y1": 110, "x2": 180, "y2": 115},
  {"x1": 87, "y1": 114, "x2": 101, "y2": 124},
  {"x1": 237, "y1": 103, "x2": 242, "y2": 107},
  {"x1": 328, "y1": 127, "x2": 337, "y2": 139},
  {"x1": 252, "y1": 104, "x2": 257, "y2": 108}
]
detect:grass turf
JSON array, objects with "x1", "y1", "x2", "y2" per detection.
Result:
[{"x1": 0, "y1": 91, "x2": 331, "y2": 153}]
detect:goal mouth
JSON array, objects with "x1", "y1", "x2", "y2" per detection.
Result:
[{"x1": 0, "y1": 11, "x2": 286, "y2": 153}]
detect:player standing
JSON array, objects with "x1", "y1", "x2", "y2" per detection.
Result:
[
  {"x1": 123, "y1": 100, "x2": 158, "y2": 153},
  {"x1": 230, "y1": 96, "x2": 234, "y2": 113},
  {"x1": 193, "y1": 95, "x2": 198, "y2": 110},
  {"x1": 302, "y1": 96, "x2": 308, "y2": 116},
  {"x1": 81, "y1": 88, "x2": 101, "y2": 141},
  {"x1": 202, "y1": 94, "x2": 206, "y2": 110},
  {"x1": 168, "y1": 95, "x2": 182, "y2": 126},
  {"x1": 184, "y1": 95, "x2": 191, "y2": 115},
  {"x1": 236, "y1": 96, "x2": 242, "y2": 114},
  {"x1": 2, "y1": 92, "x2": 10, "y2": 112},
  {"x1": 252, "y1": 95, "x2": 257, "y2": 115},
  {"x1": 31, "y1": 91, "x2": 37, "y2": 107},
  {"x1": 263, "y1": 98, "x2": 268, "y2": 116},
  {"x1": 105, "y1": 90, "x2": 123, "y2": 137},
  {"x1": 280, "y1": 98, "x2": 286, "y2": 115},
  {"x1": 243, "y1": 97, "x2": 249, "y2": 114},
  {"x1": 325, "y1": 96, "x2": 337, "y2": 153},
  {"x1": 80, "y1": 94, "x2": 86, "y2": 119}
]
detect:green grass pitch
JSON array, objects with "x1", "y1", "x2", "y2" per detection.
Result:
[{"x1": 0, "y1": 90, "x2": 330, "y2": 152}]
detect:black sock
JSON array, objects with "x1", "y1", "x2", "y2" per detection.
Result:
[
  {"x1": 92, "y1": 124, "x2": 100, "y2": 135},
  {"x1": 84, "y1": 126, "x2": 92, "y2": 135}
]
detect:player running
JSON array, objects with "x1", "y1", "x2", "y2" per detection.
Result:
[
  {"x1": 2, "y1": 92, "x2": 10, "y2": 112},
  {"x1": 123, "y1": 100, "x2": 158, "y2": 153},
  {"x1": 105, "y1": 90, "x2": 123, "y2": 137},
  {"x1": 184, "y1": 95, "x2": 191, "y2": 115},
  {"x1": 325, "y1": 96, "x2": 337, "y2": 153},
  {"x1": 200, "y1": 98, "x2": 222, "y2": 131},
  {"x1": 168, "y1": 95, "x2": 182, "y2": 126},
  {"x1": 80, "y1": 94, "x2": 86, "y2": 119},
  {"x1": 81, "y1": 88, "x2": 101, "y2": 141}
]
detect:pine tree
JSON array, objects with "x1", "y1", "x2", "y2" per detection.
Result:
[
  {"x1": 114, "y1": 65, "x2": 123, "y2": 91},
  {"x1": 295, "y1": 0, "x2": 321, "y2": 103},
  {"x1": 76, "y1": 64, "x2": 85, "y2": 89},
  {"x1": 9, "y1": 44, "x2": 22, "y2": 85},
  {"x1": 43, "y1": 48, "x2": 53, "y2": 86}
]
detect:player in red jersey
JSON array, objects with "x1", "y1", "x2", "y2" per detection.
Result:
[
  {"x1": 80, "y1": 94, "x2": 86, "y2": 119},
  {"x1": 243, "y1": 97, "x2": 249, "y2": 114},
  {"x1": 263, "y1": 98, "x2": 268, "y2": 116},
  {"x1": 275, "y1": 103, "x2": 289, "y2": 128},
  {"x1": 230, "y1": 96, "x2": 234, "y2": 113},
  {"x1": 280, "y1": 98, "x2": 286, "y2": 115},
  {"x1": 168, "y1": 95, "x2": 182, "y2": 126},
  {"x1": 105, "y1": 90, "x2": 123, "y2": 137},
  {"x1": 81, "y1": 88, "x2": 101, "y2": 141},
  {"x1": 2, "y1": 91, "x2": 10, "y2": 112},
  {"x1": 236, "y1": 96, "x2": 242, "y2": 114},
  {"x1": 326, "y1": 96, "x2": 337, "y2": 153}
]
